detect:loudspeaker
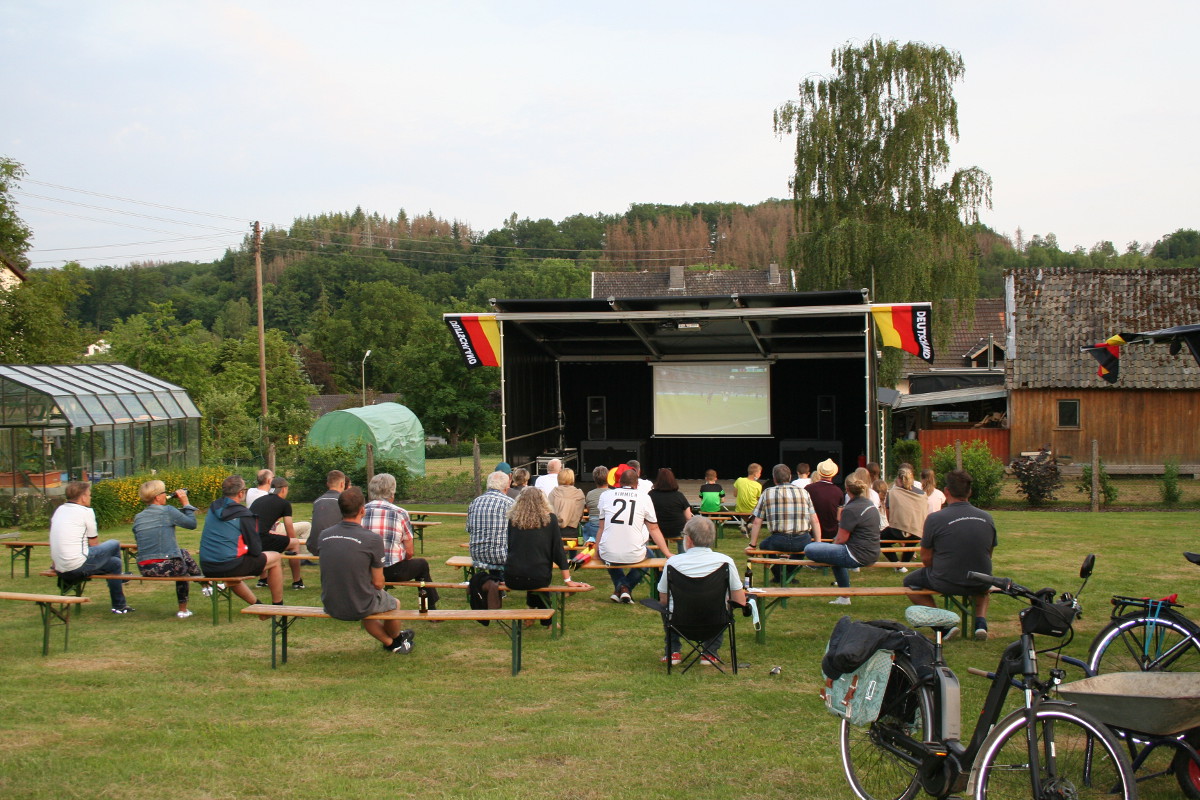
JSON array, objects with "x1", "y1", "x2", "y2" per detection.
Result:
[
  {"x1": 579, "y1": 440, "x2": 641, "y2": 481},
  {"x1": 817, "y1": 395, "x2": 836, "y2": 440},
  {"x1": 779, "y1": 440, "x2": 843, "y2": 478},
  {"x1": 587, "y1": 396, "x2": 607, "y2": 440}
]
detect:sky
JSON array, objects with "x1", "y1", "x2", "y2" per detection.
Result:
[{"x1": 3, "y1": 1, "x2": 1198, "y2": 269}]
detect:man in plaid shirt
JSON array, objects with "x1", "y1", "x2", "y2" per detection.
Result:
[
  {"x1": 363, "y1": 472, "x2": 439, "y2": 610},
  {"x1": 467, "y1": 471, "x2": 515, "y2": 573},
  {"x1": 745, "y1": 463, "x2": 821, "y2": 584}
]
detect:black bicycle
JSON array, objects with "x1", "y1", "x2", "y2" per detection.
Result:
[
  {"x1": 839, "y1": 555, "x2": 1137, "y2": 800},
  {"x1": 1086, "y1": 551, "x2": 1200, "y2": 675}
]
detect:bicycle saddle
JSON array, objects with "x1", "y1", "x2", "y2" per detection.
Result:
[{"x1": 905, "y1": 606, "x2": 961, "y2": 629}]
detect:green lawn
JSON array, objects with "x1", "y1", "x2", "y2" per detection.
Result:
[{"x1": 0, "y1": 508, "x2": 1196, "y2": 799}]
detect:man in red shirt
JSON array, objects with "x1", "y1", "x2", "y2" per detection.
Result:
[{"x1": 804, "y1": 458, "x2": 842, "y2": 542}]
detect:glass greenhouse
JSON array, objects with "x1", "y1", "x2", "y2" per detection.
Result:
[{"x1": 0, "y1": 364, "x2": 201, "y2": 495}]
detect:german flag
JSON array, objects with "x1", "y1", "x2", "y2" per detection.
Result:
[
  {"x1": 1083, "y1": 333, "x2": 1130, "y2": 383},
  {"x1": 871, "y1": 304, "x2": 935, "y2": 363},
  {"x1": 445, "y1": 314, "x2": 501, "y2": 369}
]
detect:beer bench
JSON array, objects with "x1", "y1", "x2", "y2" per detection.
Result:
[
  {"x1": 0, "y1": 591, "x2": 91, "y2": 655},
  {"x1": 7, "y1": 541, "x2": 139, "y2": 578},
  {"x1": 747, "y1": 586, "x2": 938, "y2": 644},
  {"x1": 239, "y1": 604, "x2": 554, "y2": 674},
  {"x1": 385, "y1": 580, "x2": 593, "y2": 639},
  {"x1": 39, "y1": 571, "x2": 247, "y2": 625}
]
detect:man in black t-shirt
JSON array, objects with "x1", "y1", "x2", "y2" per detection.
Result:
[
  {"x1": 250, "y1": 477, "x2": 308, "y2": 589},
  {"x1": 904, "y1": 469, "x2": 998, "y2": 640}
]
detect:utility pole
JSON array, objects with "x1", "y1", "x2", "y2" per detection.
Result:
[{"x1": 253, "y1": 221, "x2": 271, "y2": 470}]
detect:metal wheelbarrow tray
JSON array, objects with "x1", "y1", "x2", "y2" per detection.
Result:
[{"x1": 1058, "y1": 672, "x2": 1200, "y2": 737}]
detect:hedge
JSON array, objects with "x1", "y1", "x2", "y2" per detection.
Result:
[{"x1": 90, "y1": 466, "x2": 231, "y2": 528}]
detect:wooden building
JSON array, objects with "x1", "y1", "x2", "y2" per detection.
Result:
[{"x1": 1005, "y1": 268, "x2": 1200, "y2": 467}]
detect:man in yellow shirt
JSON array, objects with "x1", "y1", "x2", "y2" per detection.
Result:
[{"x1": 733, "y1": 463, "x2": 763, "y2": 514}]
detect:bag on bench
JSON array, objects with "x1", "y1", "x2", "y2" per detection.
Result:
[{"x1": 821, "y1": 648, "x2": 894, "y2": 726}]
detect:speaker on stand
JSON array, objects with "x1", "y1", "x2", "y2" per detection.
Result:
[{"x1": 587, "y1": 396, "x2": 606, "y2": 440}]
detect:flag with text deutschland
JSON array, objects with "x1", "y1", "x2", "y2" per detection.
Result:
[
  {"x1": 445, "y1": 314, "x2": 501, "y2": 369},
  {"x1": 871, "y1": 304, "x2": 935, "y2": 363},
  {"x1": 1082, "y1": 333, "x2": 1130, "y2": 383}
]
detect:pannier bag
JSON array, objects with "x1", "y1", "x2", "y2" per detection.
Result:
[
  {"x1": 1019, "y1": 597, "x2": 1077, "y2": 638},
  {"x1": 822, "y1": 648, "x2": 894, "y2": 726}
]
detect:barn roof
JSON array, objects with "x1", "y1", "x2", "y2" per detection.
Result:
[{"x1": 1006, "y1": 268, "x2": 1200, "y2": 389}]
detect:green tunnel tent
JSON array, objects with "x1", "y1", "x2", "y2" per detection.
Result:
[{"x1": 306, "y1": 402, "x2": 425, "y2": 477}]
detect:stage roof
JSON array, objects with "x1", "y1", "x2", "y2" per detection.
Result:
[{"x1": 488, "y1": 290, "x2": 872, "y2": 361}]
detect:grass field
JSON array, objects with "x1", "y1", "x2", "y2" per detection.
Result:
[{"x1": 0, "y1": 506, "x2": 1196, "y2": 799}]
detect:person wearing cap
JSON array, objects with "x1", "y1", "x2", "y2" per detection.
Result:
[
  {"x1": 249, "y1": 476, "x2": 309, "y2": 590},
  {"x1": 805, "y1": 458, "x2": 843, "y2": 541},
  {"x1": 132, "y1": 479, "x2": 203, "y2": 618}
]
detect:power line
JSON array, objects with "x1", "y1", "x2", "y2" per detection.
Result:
[
  {"x1": 15, "y1": 190, "x2": 243, "y2": 231},
  {"x1": 21, "y1": 178, "x2": 249, "y2": 222},
  {"x1": 32, "y1": 232, "x2": 248, "y2": 252},
  {"x1": 21, "y1": 204, "x2": 246, "y2": 239}
]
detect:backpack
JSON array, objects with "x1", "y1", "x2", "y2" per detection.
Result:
[
  {"x1": 468, "y1": 570, "x2": 503, "y2": 626},
  {"x1": 821, "y1": 648, "x2": 894, "y2": 726}
]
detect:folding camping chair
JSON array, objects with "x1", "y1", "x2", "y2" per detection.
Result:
[{"x1": 659, "y1": 564, "x2": 738, "y2": 674}]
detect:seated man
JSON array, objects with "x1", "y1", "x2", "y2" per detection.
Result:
[
  {"x1": 49, "y1": 480, "x2": 133, "y2": 614},
  {"x1": 317, "y1": 486, "x2": 415, "y2": 655},
  {"x1": 363, "y1": 472, "x2": 439, "y2": 610},
  {"x1": 596, "y1": 468, "x2": 671, "y2": 603},
  {"x1": 249, "y1": 476, "x2": 308, "y2": 590},
  {"x1": 245, "y1": 468, "x2": 273, "y2": 507},
  {"x1": 904, "y1": 469, "x2": 998, "y2": 641},
  {"x1": 467, "y1": 470, "x2": 515, "y2": 576},
  {"x1": 745, "y1": 463, "x2": 821, "y2": 584},
  {"x1": 307, "y1": 470, "x2": 347, "y2": 554},
  {"x1": 199, "y1": 475, "x2": 284, "y2": 607},
  {"x1": 657, "y1": 515, "x2": 746, "y2": 665}
]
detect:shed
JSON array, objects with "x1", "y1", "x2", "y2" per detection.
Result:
[
  {"x1": 0, "y1": 363, "x2": 201, "y2": 494},
  {"x1": 306, "y1": 402, "x2": 426, "y2": 477}
]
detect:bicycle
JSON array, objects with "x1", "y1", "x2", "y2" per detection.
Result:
[
  {"x1": 839, "y1": 554, "x2": 1138, "y2": 800},
  {"x1": 1086, "y1": 551, "x2": 1200, "y2": 675}
]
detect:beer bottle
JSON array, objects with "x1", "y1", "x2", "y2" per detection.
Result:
[{"x1": 418, "y1": 581, "x2": 429, "y2": 613}]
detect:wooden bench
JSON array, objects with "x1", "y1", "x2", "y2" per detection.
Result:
[
  {"x1": 6, "y1": 541, "x2": 139, "y2": 578},
  {"x1": 40, "y1": 571, "x2": 247, "y2": 625},
  {"x1": 449, "y1": 554, "x2": 669, "y2": 596},
  {"x1": 384, "y1": 580, "x2": 592, "y2": 639},
  {"x1": 747, "y1": 551, "x2": 920, "y2": 588},
  {"x1": 746, "y1": 586, "x2": 939, "y2": 644},
  {"x1": 239, "y1": 604, "x2": 555, "y2": 674},
  {"x1": 0, "y1": 591, "x2": 91, "y2": 655}
]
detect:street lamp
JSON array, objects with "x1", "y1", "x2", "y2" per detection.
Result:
[{"x1": 361, "y1": 349, "x2": 372, "y2": 407}]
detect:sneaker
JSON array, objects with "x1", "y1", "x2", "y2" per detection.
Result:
[
  {"x1": 894, "y1": 567, "x2": 909, "y2": 574},
  {"x1": 829, "y1": 596, "x2": 852, "y2": 605},
  {"x1": 216, "y1": 583, "x2": 226, "y2": 591},
  {"x1": 700, "y1": 654, "x2": 720, "y2": 666},
  {"x1": 384, "y1": 629, "x2": 415, "y2": 654},
  {"x1": 290, "y1": 580, "x2": 305, "y2": 590},
  {"x1": 851, "y1": 567, "x2": 861, "y2": 573},
  {"x1": 201, "y1": 585, "x2": 213, "y2": 597},
  {"x1": 609, "y1": 592, "x2": 621, "y2": 603},
  {"x1": 256, "y1": 578, "x2": 269, "y2": 588},
  {"x1": 974, "y1": 626, "x2": 989, "y2": 641},
  {"x1": 943, "y1": 626, "x2": 961, "y2": 641},
  {"x1": 176, "y1": 610, "x2": 194, "y2": 619},
  {"x1": 619, "y1": 589, "x2": 633, "y2": 604},
  {"x1": 111, "y1": 606, "x2": 134, "y2": 614},
  {"x1": 660, "y1": 652, "x2": 683, "y2": 665}
]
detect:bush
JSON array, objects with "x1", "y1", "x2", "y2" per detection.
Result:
[
  {"x1": 931, "y1": 439, "x2": 1005, "y2": 507},
  {"x1": 1078, "y1": 461, "x2": 1118, "y2": 505},
  {"x1": 0, "y1": 493, "x2": 63, "y2": 530},
  {"x1": 425, "y1": 440, "x2": 502, "y2": 460},
  {"x1": 287, "y1": 444, "x2": 410, "y2": 502},
  {"x1": 1010, "y1": 450, "x2": 1063, "y2": 506},
  {"x1": 90, "y1": 466, "x2": 230, "y2": 528},
  {"x1": 889, "y1": 439, "x2": 922, "y2": 479},
  {"x1": 1161, "y1": 459, "x2": 1183, "y2": 506},
  {"x1": 405, "y1": 470, "x2": 479, "y2": 504}
]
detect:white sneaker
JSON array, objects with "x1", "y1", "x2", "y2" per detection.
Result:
[
  {"x1": 609, "y1": 592, "x2": 621, "y2": 603},
  {"x1": 894, "y1": 567, "x2": 909, "y2": 574},
  {"x1": 851, "y1": 567, "x2": 861, "y2": 573},
  {"x1": 829, "y1": 596, "x2": 852, "y2": 605},
  {"x1": 176, "y1": 610, "x2": 194, "y2": 619},
  {"x1": 201, "y1": 585, "x2": 213, "y2": 597}
]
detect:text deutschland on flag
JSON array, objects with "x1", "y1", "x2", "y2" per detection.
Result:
[
  {"x1": 871, "y1": 304, "x2": 935, "y2": 363},
  {"x1": 445, "y1": 314, "x2": 501, "y2": 369}
]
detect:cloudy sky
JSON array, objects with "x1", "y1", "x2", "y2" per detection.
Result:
[{"x1": 4, "y1": 1, "x2": 1197, "y2": 268}]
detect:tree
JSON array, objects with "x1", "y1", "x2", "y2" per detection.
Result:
[
  {"x1": 0, "y1": 266, "x2": 91, "y2": 363},
  {"x1": 105, "y1": 302, "x2": 220, "y2": 398},
  {"x1": 0, "y1": 157, "x2": 33, "y2": 271},
  {"x1": 774, "y1": 39, "x2": 992, "y2": 379}
]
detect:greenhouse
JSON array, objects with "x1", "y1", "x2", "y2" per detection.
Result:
[
  {"x1": 307, "y1": 402, "x2": 425, "y2": 477},
  {"x1": 0, "y1": 364, "x2": 202, "y2": 495}
]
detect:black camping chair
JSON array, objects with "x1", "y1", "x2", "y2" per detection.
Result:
[{"x1": 657, "y1": 564, "x2": 738, "y2": 674}]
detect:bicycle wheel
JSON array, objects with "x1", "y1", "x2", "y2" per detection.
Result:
[
  {"x1": 1087, "y1": 612, "x2": 1200, "y2": 674},
  {"x1": 972, "y1": 702, "x2": 1136, "y2": 800},
  {"x1": 840, "y1": 656, "x2": 934, "y2": 800},
  {"x1": 1172, "y1": 730, "x2": 1200, "y2": 799}
]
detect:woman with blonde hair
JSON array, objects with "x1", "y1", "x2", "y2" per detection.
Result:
[
  {"x1": 803, "y1": 473, "x2": 881, "y2": 604},
  {"x1": 883, "y1": 465, "x2": 926, "y2": 571},
  {"x1": 505, "y1": 488, "x2": 589, "y2": 622},
  {"x1": 547, "y1": 468, "x2": 586, "y2": 540},
  {"x1": 131, "y1": 479, "x2": 204, "y2": 618}
]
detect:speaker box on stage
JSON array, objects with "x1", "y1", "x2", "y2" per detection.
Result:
[
  {"x1": 587, "y1": 396, "x2": 606, "y2": 440},
  {"x1": 579, "y1": 440, "x2": 641, "y2": 481},
  {"x1": 779, "y1": 439, "x2": 843, "y2": 477}
]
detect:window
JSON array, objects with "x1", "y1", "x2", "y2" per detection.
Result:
[{"x1": 1057, "y1": 399, "x2": 1080, "y2": 428}]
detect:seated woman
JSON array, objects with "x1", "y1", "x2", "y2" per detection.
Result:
[
  {"x1": 883, "y1": 465, "x2": 927, "y2": 571},
  {"x1": 581, "y1": 465, "x2": 609, "y2": 543},
  {"x1": 803, "y1": 473, "x2": 881, "y2": 606},
  {"x1": 547, "y1": 468, "x2": 586, "y2": 540},
  {"x1": 131, "y1": 479, "x2": 205, "y2": 619},
  {"x1": 505, "y1": 488, "x2": 589, "y2": 624},
  {"x1": 649, "y1": 467, "x2": 693, "y2": 554}
]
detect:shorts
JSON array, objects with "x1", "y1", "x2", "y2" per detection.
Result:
[
  {"x1": 260, "y1": 532, "x2": 291, "y2": 552},
  {"x1": 902, "y1": 567, "x2": 983, "y2": 597},
  {"x1": 361, "y1": 590, "x2": 398, "y2": 617},
  {"x1": 201, "y1": 553, "x2": 268, "y2": 578}
]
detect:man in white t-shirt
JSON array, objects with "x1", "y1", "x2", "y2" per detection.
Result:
[
  {"x1": 627, "y1": 460, "x2": 654, "y2": 493},
  {"x1": 596, "y1": 468, "x2": 670, "y2": 604},
  {"x1": 245, "y1": 468, "x2": 273, "y2": 507},
  {"x1": 533, "y1": 459, "x2": 561, "y2": 495},
  {"x1": 49, "y1": 481, "x2": 133, "y2": 614},
  {"x1": 790, "y1": 462, "x2": 812, "y2": 489}
]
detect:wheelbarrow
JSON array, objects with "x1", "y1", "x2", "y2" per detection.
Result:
[{"x1": 1058, "y1": 671, "x2": 1200, "y2": 797}]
